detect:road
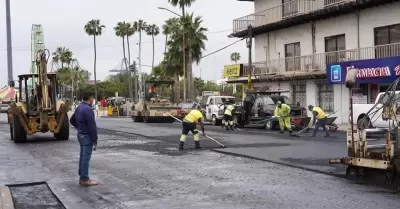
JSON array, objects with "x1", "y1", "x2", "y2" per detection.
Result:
[{"x1": 0, "y1": 116, "x2": 398, "y2": 208}]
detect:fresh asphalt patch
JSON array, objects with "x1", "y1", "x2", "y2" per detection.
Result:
[{"x1": 8, "y1": 182, "x2": 65, "y2": 209}]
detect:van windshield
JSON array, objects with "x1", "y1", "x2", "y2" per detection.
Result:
[
  {"x1": 376, "y1": 92, "x2": 400, "y2": 104},
  {"x1": 215, "y1": 97, "x2": 235, "y2": 105}
]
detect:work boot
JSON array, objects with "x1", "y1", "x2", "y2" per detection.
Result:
[
  {"x1": 225, "y1": 126, "x2": 229, "y2": 131},
  {"x1": 178, "y1": 141, "x2": 184, "y2": 150},
  {"x1": 280, "y1": 131, "x2": 284, "y2": 134},
  {"x1": 195, "y1": 141, "x2": 202, "y2": 149},
  {"x1": 79, "y1": 179, "x2": 99, "y2": 187},
  {"x1": 230, "y1": 126, "x2": 234, "y2": 130},
  {"x1": 289, "y1": 130, "x2": 292, "y2": 134}
]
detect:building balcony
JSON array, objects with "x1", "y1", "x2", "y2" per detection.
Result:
[
  {"x1": 237, "y1": 43, "x2": 400, "y2": 82},
  {"x1": 231, "y1": 0, "x2": 397, "y2": 37}
]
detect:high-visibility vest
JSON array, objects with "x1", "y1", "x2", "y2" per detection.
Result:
[
  {"x1": 224, "y1": 105, "x2": 235, "y2": 116},
  {"x1": 184, "y1": 110, "x2": 203, "y2": 123},
  {"x1": 274, "y1": 104, "x2": 290, "y2": 116},
  {"x1": 313, "y1": 106, "x2": 327, "y2": 120}
]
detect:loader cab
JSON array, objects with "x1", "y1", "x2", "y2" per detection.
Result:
[{"x1": 17, "y1": 73, "x2": 58, "y2": 116}]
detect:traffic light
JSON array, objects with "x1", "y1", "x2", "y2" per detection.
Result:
[
  {"x1": 129, "y1": 61, "x2": 137, "y2": 73},
  {"x1": 9, "y1": 81, "x2": 15, "y2": 87}
]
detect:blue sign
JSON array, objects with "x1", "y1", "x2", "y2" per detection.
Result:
[{"x1": 327, "y1": 56, "x2": 400, "y2": 84}]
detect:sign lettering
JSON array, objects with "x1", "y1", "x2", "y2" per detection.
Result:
[
  {"x1": 327, "y1": 57, "x2": 400, "y2": 84},
  {"x1": 223, "y1": 64, "x2": 242, "y2": 78}
]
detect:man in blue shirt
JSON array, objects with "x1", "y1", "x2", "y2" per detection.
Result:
[{"x1": 70, "y1": 92, "x2": 99, "y2": 186}]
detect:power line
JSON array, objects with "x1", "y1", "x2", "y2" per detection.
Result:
[
  {"x1": 0, "y1": 28, "x2": 233, "y2": 51},
  {"x1": 201, "y1": 38, "x2": 245, "y2": 59}
]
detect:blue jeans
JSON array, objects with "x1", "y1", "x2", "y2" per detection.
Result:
[
  {"x1": 312, "y1": 117, "x2": 330, "y2": 136},
  {"x1": 78, "y1": 134, "x2": 93, "y2": 181}
]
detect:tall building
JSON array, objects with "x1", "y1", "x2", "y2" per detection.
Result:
[{"x1": 227, "y1": 0, "x2": 400, "y2": 124}]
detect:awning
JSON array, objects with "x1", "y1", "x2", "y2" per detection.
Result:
[{"x1": 0, "y1": 86, "x2": 19, "y2": 101}]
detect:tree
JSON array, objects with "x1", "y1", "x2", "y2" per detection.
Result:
[
  {"x1": 84, "y1": 19, "x2": 105, "y2": 101},
  {"x1": 51, "y1": 47, "x2": 73, "y2": 68},
  {"x1": 168, "y1": 13, "x2": 207, "y2": 101},
  {"x1": 168, "y1": 0, "x2": 196, "y2": 101},
  {"x1": 145, "y1": 24, "x2": 160, "y2": 71},
  {"x1": 230, "y1": 52, "x2": 241, "y2": 64},
  {"x1": 133, "y1": 19, "x2": 147, "y2": 100},
  {"x1": 162, "y1": 18, "x2": 179, "y2": 54},
  {"x1": 114, "y1": 21, "x2": 134, "y2": 100}
]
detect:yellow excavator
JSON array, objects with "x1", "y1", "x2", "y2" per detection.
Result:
[{"x1": 7, "y1": 49, "x2": 69, "y2": 143}]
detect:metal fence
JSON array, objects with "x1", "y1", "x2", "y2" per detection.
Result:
[
  {"x1": 242, "y1": 43, "x2": 400, "y2": 76},
  {"x1": 233, "y1": 0, "x2": 353, "y2": 33}
]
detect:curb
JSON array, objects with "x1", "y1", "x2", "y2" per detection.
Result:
[{"x1": 0, "y1": 186, "x2": 15, "y2": 209}]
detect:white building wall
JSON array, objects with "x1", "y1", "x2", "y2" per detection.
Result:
[
  {"x1": 248, "y1": 1, "x2": 400, "y2": 124},
  {"x1": 254, "y1": 0, "x2": 281, "y2": 13}
]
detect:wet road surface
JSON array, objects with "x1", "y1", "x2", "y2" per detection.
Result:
[{"x1": 0, "y1": 117, "x2": 399, "y2": 208}]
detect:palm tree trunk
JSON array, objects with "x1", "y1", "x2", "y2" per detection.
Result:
[
  {"x1": 152, "y1": 34, "x2": 155, "y2": 70},
  {"x1": 175, "y1": 73, "x2": 180, "y2": 103},
  {"x1": 164, "y1": 35, "x2": 168, "y2": 54},
  {"x1": 93, "y1": 35, "x2": 98, "y2": 103},
  {"x1": 122, "y1": 36, "x2": 131, "y2": 102},
  {"x1": 126, "y1": 36, "x2": 134, "y2": 102},
  {"x1": 187, "y1": 51, "x2": 194, "y2": 100}
]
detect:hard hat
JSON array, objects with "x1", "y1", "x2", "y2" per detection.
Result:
[{"x1": 277, "y1": 101, "x2": 282, "y2": 105}]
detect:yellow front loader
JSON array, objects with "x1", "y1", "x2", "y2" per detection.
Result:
[{"x1": 7, "y1": 49, "x2": 69, "y2": 143}]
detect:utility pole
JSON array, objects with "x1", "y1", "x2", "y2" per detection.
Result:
[
  {"x1": 247, "y1": 25, "x2": 253, "y2": 92},
  {"x1": 6, "y1": 0, "x2": 13, "y2": 83}
]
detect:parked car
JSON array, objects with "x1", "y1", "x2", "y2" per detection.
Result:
[
  {"x1": 352, "y1": 91, "x2": 400, "y2": 129},
  {"x1": 249, "y1": 95, "x2": 306, "y2": 130}
]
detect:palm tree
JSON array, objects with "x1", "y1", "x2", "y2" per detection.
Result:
[
  {"x1": 168, "y1": 0, "x2": 196, "y2": 16},
  {"x1": 133, "y1": 19, "x2": 147, "y2": 100},
  {"x1": 230, "y1": 52, "x2": 241, "y2": 64},
  {"x1": 162, "y1": 18, "x2": 179, "y2": 54},
  {"x1": 168, "y1": 0, "x2": 196, "y2": 101},
  {"x1": 168, "y1": 13, "x2": 207, "y2": 101},
  {"x1": 51, "y1": 47, "x2": 72, "y2": 68},
  {"x1": 84, "y1": 19, "x2": 105, "y2": 101},
  {"x1": 145, "y1": 24, "x2": 160, "y2": 71},
  {"x1": 114, "y1": 21, "x2": 134, "y2": 101}
]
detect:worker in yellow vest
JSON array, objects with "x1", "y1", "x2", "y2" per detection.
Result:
[
  {"x1": 224, "y1": 101, "x2": 236, "y2": 130},
  {"x1": 274, "y1": 101, "x2": 292, "y2": 134},
  {"x1": 308, "y1": 105, "x2": 330, "y2": 137},
  {"x1": 179, "y1": 105, "x2": 205, "y2": 150}
]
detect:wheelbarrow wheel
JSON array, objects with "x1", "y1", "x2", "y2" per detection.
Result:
[{"x1": 329, "y1": 123, "x2": 338, "y2": 132}]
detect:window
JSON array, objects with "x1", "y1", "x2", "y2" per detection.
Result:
[
  {"x1": 282, "y1": 0, "x2": 298, "y2": 18},
  {"x1": 316, "y1": 80, "x2": 334, "y2": 112},
  {"x1": 285, "y1": 42, "x2": 301, "y2": 72},
  {"x1": 325, "y1": 34, "x2": 346, "y2": 64},
  {"x1": 374, "y1": 24, "x2": 400, "y2": 58},
  {"x1": 263, "y1": 97, "x2": 275, "y2": 106},
  {"x1": 291, "y1": 82, "x2": 306, "y2": 107}
]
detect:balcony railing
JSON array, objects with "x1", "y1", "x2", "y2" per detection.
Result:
[
  {"x1": 233, "y1": 0, "x2": 353, "y2": 34},
  {"x1": 242, "y1": 43, "x2": 400, "y2": 76}
]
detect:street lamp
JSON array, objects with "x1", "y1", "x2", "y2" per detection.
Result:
[
  {"x1": 157, "y1": 6, "x2": 187, "y2": 101},
  {"x1": 157, "y1": 7, "x2": 182, "y2": 17}
]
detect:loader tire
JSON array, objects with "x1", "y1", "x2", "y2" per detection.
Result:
[
  {"x1": 55, "y1": 114, "x2": 69, "y2": 141},
  {"x1": 12, "y1": 114, "x2": 27, "y2": 143}
]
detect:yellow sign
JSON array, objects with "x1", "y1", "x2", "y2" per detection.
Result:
[{"x1": 223, "y1": 64, "x2": 241, "y2": 78}]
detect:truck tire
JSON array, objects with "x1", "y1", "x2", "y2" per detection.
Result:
[
  {"x1": 357, "y1": 116, "x2": 371, "y2": 130},
  {"x1": 55, "y1": 114, "x2": 69, "y2": 140},
  {"x1": 12, "y1": 115, "x2": 27, "y2": 143}
]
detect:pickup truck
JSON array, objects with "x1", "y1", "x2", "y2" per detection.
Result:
[{"x1": 353, "y1": 91, "x2": 400, "y2": 129}]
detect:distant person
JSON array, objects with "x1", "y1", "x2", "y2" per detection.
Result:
[{"x1": 70, "y1": 92, "x2": 99, "y2": 186}]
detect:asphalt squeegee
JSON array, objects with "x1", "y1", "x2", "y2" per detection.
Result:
[{"x1": 164, "y1": 112, "x2": 225, "y2": 148}]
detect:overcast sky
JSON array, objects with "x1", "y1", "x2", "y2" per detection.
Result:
[{"x1": 0, "y1": 0, "x2": 253, "y2": 86}]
